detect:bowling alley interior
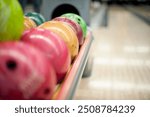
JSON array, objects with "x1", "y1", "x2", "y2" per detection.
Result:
[{"x1": 0, "y1": 0, "x2": 150, "y2": 100}]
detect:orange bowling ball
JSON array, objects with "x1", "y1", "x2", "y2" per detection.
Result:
[
  {"x1": 39, "y1": 21, "x2": 79, "y2": 60},
  {"x1": 24, "y1": 16, "x2": 37, "y2": 31}
]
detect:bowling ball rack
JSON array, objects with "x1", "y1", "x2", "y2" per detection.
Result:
[{"x1": 52, "y1": 29, "x2": 93, "y2": 100}]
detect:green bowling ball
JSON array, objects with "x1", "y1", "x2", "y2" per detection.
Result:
[{"x1": 62, "y1": 13, "x2": 87, "y2": 38}]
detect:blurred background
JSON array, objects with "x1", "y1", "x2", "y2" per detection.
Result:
[{"x1": 20, "y1": 0, "x2": 150, "y2": 99}]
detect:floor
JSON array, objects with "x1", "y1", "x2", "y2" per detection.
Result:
[{"x1": 74, "y1": 5, "x2": 150, "y2": 100}]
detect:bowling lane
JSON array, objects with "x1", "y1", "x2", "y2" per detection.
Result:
[
  {"x1": 74, "y1": 5, "x2": 150, "y2": 99},
  {"x1": 127, "y1": 5, "x2": 150, "y2": 18},
  {"x1": 124, "y1": 5, "x2": 150, "y2": 25}
]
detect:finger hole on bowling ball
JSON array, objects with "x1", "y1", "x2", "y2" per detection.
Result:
[
  {"x1": 77, "y1": 18, "x2": 81, "y2": 24},
  {"x1": 44, "y1": 88, "x2": 50, "y2": 95},
  {"x1": 6, "y1": 60, "x2": 17, "y2": 71}
]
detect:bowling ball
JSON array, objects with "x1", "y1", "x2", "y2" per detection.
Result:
[
  {"x1": 0, "y1": 0, "x2": 24, "y2": 41},
  {"x1": 39, "y1": 21, "x2": 79, "y2": 60},
  {"x1": 0, "y1": 42, "x2": 56, "y2": 100},
  {"x1": 62, "y1": 13, "x2": 87, "y2": 38},
  {"x1": 53, "y1": 17, "x2": 84, "y2": 45},
  {"x1": 21, "y1": 28, "x2": 71, "y2": 83},
  {"x1": 25, "y1": 12, "x2": 46, "y2": 26},
  {"x1": 23, "y1": 16, "x2": 37, "y2": 31}
]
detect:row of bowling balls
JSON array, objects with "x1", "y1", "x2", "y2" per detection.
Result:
[{"x1": 0, "y1": 12, "x2": 87, "y2": 100}]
